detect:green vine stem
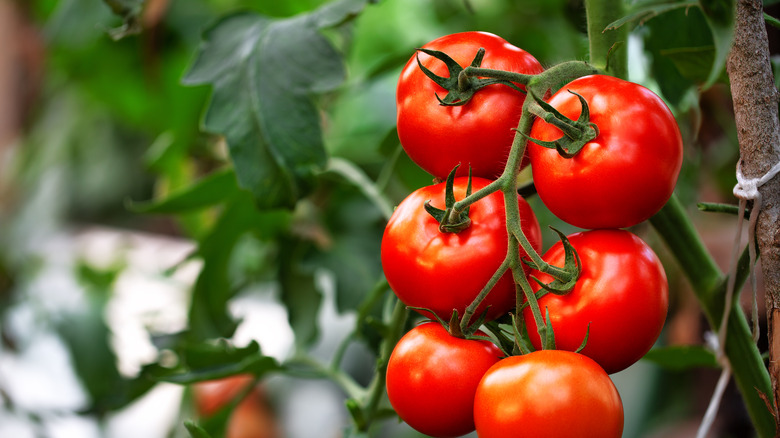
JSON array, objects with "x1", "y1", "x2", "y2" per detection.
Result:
[
  {"x1": 650, "y1": 197, "x2": 775, "y2": 438},
  {"x1": 585, "y1": 0, "x2": 628, "y2": 79},
  {"x1": 356, "y1": 298, "x2": 408, "y2": 432}
]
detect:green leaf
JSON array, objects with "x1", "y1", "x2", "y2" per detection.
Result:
[
  {"x1": 187, "y1": 195, "x2": 289, "y2": 340},
  {"x1": 146, "y1": 340, "x2": 281, "y2": 384},
  {"x1": 699, "y1": 0, "x2": 735, "y2": 88},
  {"x1": 643, "y1": 6, "x2": 714, "y2": 105},
  {"x1": 183, "y1": 0, "x2": 372, "y2": 209},
  {"x1": 278, "y1": 237, "x2": 322, "y2": 348},
  {"x1": 604, "y1": 0, "x2": 698, "y2": 31},
  {"x1": 642, "y1": 345, "x2": 720, "y2": 370},
  {"x1": 184, "y1": 421, "x2": 214, "y2": 438},
  {"x1": 59, "y1": 263, "x2": 156, "y2": 416},
  {"x1": 312, "y1": 194, "x2": 383, "y2": 313},
  {"x1": 660, "y1": 46, "x2": 730, "y2": 84},
  {"x1": 130, "y1": 168, "x2": 239, "y2": 214}
]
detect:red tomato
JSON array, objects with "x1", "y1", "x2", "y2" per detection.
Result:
[
  {"x1": 397, "y1": 31, "x2": 544, "y2": 180},
  {"x1": 386, "y1": 322, "x2": 503, "y2": 437},
  {"x1": 527, "y1": 74, "x2": 683, "y2": 229},
  {"x1": 193, "y1": 374, "x2": 255, "y2": 417},
  {"x1": 524, "y1": 229, "x2": 668, "y2": 374},
  {"x1": 193, "y1": 375, "x2": 280, "y2": 438},
  {"x1": 381, "y1": 177, "x2": 542, "y2": 322},
  {"x1": 474, "y1": 350, "x2": 624, "y2": 438}
]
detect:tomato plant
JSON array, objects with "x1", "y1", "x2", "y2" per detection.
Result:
[
  {"x1": 527, "y1": 74, "x2": 683, "y2": 229},
  {"x1": 524, "y1": 229, "x2": 669, "y2": 374},
  {"x1": 474, "y1": 350, "x2": 624, "y2": 438},
  {"x1": 396, "y1": 31, "x2": 544, "y2": 180},
  {"x1": 381, "y1": 176, "x2": 541, "y2": 322},
  {"x1": 386, "y1": 322, "x2": 503, "y2": 437}
]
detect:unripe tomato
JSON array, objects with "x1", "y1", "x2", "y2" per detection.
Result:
[
  {"x1": 397, "y1": 31, "x2": 544, "y2": 179},
  {"x1": 381, "y1": 177, "x2": 542, "y2": 322},
  {"x1": 386, "y1": 322, "x2": 503, "y2": 437},
  {"x1": 527, "y1": 74, "x2": 683, "y2": 229},
  {"x1": 474, "y1": 350, "x2": 624, "y2": 438}
]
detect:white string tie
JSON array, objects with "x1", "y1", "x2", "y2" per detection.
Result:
[{"x1": 697, "y1": 158, "x2": 780, "y2": 438}]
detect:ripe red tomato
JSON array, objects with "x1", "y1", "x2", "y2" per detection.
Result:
[
  {"x1": 193, "y1": 374, "x2": 256, "y2": 417},
  {"x1": 397, "y1": 31, "x2": 544, "y2": 180},
  {"x1": 386, "y1": 322, "x2": 503, "y2": 437},
  {"x1": 524, "y1": 229, "x2": 668, "y2": 374},
  {"x1": 527, "y1": 74, "x2": 683, "y2": 229},
  {"x1": 474, "y1": 350, "x2": 624, "y2": 438},
  {"x1": 193, "y1": 375, "x2": 280, "y2": 438},
  {"x1": 381, "y1": 177, "x2": 542, "y2": 322}
]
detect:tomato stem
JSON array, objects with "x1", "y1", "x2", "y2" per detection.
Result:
[
  {"x1": 460, "y1": 66, "x2": 532, "y2": 89},
  {"x1": 460, "y1": 257, "x2": 512, "y2": 332},
  {"x1": 358, "y1": 298, "x2": 408, "y2": 431}
]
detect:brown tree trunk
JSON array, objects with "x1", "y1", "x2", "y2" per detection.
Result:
[{"x1": 726, "y1": 0, "x2": 780, "y2": 422}]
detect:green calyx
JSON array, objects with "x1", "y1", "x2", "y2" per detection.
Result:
[
  {"x1": 424, "y1": 166, "x2": 473, "y2": 233},
  {"x1": 525, "y1": 227, "x2": 582, "y2": 295},
  {"x1": 416, "y1": 47, "x2": 526, "y2": 106},
  {"x1": 521, "y1": 90, "x2": 599, "y2": 158}
]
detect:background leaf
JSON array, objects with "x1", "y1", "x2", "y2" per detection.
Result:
[
  {"x1": 146, "y1": 340, "x2": 280, "y2": 384},
  {"x1": 642, "y1": 345, "x2": 720, "y2": 371},
  {"x1": 183, "y1": 1, "x2": 370, "y2": 209}
]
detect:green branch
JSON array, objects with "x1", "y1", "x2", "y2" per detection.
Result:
[{"x1": 650, "y1": 196, "x2": 775, "y2": 438}]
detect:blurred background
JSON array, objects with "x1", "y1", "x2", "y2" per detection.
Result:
[{"x1": 0, "y1": 0, "x2": 778, "y2": 437}]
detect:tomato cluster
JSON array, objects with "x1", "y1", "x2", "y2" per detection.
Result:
[{"x1": 383, "y1": 31, "x2": 681, "y2": 437}]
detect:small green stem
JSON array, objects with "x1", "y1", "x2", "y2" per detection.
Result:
[
  {"x1": 327, "y1": 157, "x2": 394, "y2": 221},
  {"x1": 461, "y1": 66, "x2": 534, "y2": 85},
  {"x1": 460, "y1": 257, "x2": 512, "y2": 332},
  {"x1": 286, "y1": 355, "x2": 367, "y2": 401},
  {"x1": 513, "y1": 262, "x2": 547, "y2": 345},
  {"x1": 331, "y1": 278, "x2": 390, "y2": 370},
  {"x1": 527, "y1": 61, "x2": 602, "y2": 92},
  {"x1": 450, "y1": 178, "x2": 503, "y2": 216},
  {"x1": 358, "y1": 299, "x2": 408, "y2": 431}
]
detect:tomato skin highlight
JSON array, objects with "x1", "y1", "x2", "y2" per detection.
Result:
[
  {"x1": 524, "y1": 229, "x2": 669, "y2": 374},
  {"x1": 386, "y1": 322, "x2": 503, "y2": 437},
  {"x1": 528, "y1": 74, "x2": 683, "y2": 229},
  {"x1": 381, "y1": 177, "x2": 542, "y2": 322},
  {"x1": 474, "y1": 350, "x2": 624, "y2": 438},
  {"x1": 397, "y1": 31, "x2": 544, "y2": 180}
]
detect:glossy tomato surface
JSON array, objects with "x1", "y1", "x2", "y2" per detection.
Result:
[
  {"x1": 386, "y1": 322, "x2": 503, "y2": 437},
  {"x1": 381, "y1": 177, "x2": 541, "y2": 322},
  {"x1": 524, "y1": 229, "x2": 668, "y2": 374},
  {"x1": 527, "y1": 74, "x2": 682, "y2": 229},
  {"x1": 397, "y1": 31, "x2": 544, "y2": 180},
  {"x1": 474, "y1": 350, "x2": 623, "y2": 438}
]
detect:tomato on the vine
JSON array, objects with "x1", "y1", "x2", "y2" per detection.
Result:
[
  {"x1": 474, "y1": 350, "x2": 623, "y2": 438},
  {"x1": 386, "y1": 322, "x2": 503, "y2": 437},
  {"x1": 524, "y1": 229, "x2": 668, "y2": 374},
  {"x1": 381, "y1": 177, "x2": 541, "y2": 322},
  {"x1": 527, "y1": 74, "x2": 683, "y2": 229},
  {"x1": 397, "y1": 31, "x2": 544, "y2": 180}
]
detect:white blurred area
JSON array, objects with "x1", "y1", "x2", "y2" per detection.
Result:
[
  {"x1": 0, "y1": 224, "x2": 373, "y2": 438},
  {"x1": 0, "y1": 226, "x2": 301, "y2": 438}
]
